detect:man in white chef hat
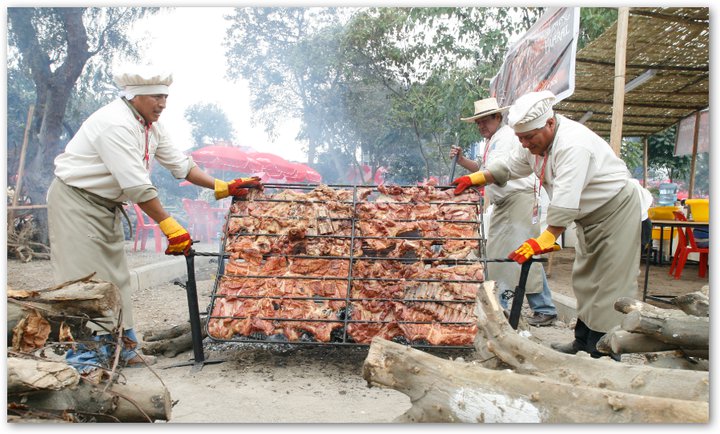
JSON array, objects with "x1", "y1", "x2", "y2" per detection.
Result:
[
  {"x1": 453, "y1": 90, "x2": 646, "y2": 360},
  {"x1": 48, "y1": 65, "x2": 262, "y2": 376}
]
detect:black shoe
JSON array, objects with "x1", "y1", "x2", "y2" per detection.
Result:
[
  {"x1": 527, "y1": 312, "x2": 557, "y2": 327},
  {"x1": 551, "y1": 340, "x2": 582, "y2": 354}
]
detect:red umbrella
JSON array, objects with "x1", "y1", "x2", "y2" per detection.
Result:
[
  {"x1": 247, "y1": 152, "x2": 296, "y2": 178},
  {"x1": 286, "y1": 162, "x2": 322, "y2": 183},
  {"x1": 191, "y1": 145, "x2": 262, "y2": 173}
]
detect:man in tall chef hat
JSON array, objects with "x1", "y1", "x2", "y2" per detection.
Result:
[
  {"x1": 48, "y1": 65, "x2": 262, "y2": 374},
  {"x1": 452, "y1": 90, "x2": 648, "y2": 360}
]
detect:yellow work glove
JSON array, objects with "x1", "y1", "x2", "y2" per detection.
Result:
[
  {"x1": 451, "y1": 171, "x2": 486, "y2": 195},
  {"x1": 508, "y1": 230, "x2": 561, "y2": 264},
  {"x1": 214, "y1": 176, "x2": 263, "y2": 200},
  {"x1": 159, "y1": 216, "x2": 192, "y2": 256}
]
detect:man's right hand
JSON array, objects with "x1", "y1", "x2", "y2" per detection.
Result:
[
  {"x1": 451, "y1": 171, "x2": 486, "y2": 195},
  {"x1": 159, "y1": 216, "x2": 192, "y2": 255}
]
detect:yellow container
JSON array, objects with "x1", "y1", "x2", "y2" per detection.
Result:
[
  {"x1": 648, "y1": 206, "x2": 681, "y2": 240},
  {"x1": 685, "y1": 199, "x2": 709, "y2": 222},
  {"x1": 648, "y1": 206, "x2": 681, "y2": 220}
]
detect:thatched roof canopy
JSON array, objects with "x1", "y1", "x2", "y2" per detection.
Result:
[{"x1": 554, "y1": 7, "x2": 709, "y2": 138}]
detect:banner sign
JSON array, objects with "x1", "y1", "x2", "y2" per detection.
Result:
[
  {"x1": 490, "y1": 7, "x2": 580, "y2": 107},
  {"x1": 674, "y1": 110, "x2": 709, "y2": 156}
]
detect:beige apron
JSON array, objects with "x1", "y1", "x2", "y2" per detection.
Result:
[
  {"x1": 573, "y1": 182, "x2": 640, "y2": 332},
  {"x1": 47, "y1": 178, "x2": 134, "y2": 334},
  {"x1": 486, "y1": 189, "x2": 544, "y2": 294}
]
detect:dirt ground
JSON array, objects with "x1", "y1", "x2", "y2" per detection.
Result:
[{"x1": 4, "y1": 240, "x2": 710, "y2": 423}]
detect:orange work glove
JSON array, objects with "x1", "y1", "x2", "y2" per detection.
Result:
[
  {"x1": 214, "y1": 177, "x2": 263, "y2": 200},
  {"x1": 159, "y1": 216, "x2": 192, "y2": 255},
  {"x1": 451, "y1": 171, "x2": 486, "y2": 195},
  {"x1": 508, "y1": 230, "x2": 561, "y2": 264}
]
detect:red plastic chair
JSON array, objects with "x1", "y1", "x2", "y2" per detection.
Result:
[
  {"x1": 668, "y1": 211, "x2": 708, "y2": 279},
  {"x1": 182, "y1": 199, "x2": 222, "y2": 243},
  {"x1": 132, "y1": 204, "x2": 163, "y2": 253}
]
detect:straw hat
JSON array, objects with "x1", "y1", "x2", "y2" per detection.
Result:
[{"x1": 460, "y1": 97, "x2": 510, "y2": 122}]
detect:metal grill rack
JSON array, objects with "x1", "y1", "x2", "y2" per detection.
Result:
[{"x1": 204, "y1": 183, "x2": 488, "y2": 350}]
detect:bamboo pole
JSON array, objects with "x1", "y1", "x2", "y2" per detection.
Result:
[
  {"x1": 9, "y1": 105, "x2": 35, "y2": 223},
  {"x1": 609, "y1": 8, "x2": 629, "y2": 156},
  {"x1": 642, "y1": 136, "x2": 649, "y2": 187},
  {"x1": 687, "y1": 111, "x2": 701, "y2": 199}
]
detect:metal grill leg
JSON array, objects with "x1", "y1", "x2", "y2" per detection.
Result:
[{"x1": 508, "y1": 260, "x2": 532, "y2": 329}]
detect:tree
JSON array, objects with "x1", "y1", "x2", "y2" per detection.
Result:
[
  {"x1": 184, "y1": 103, "x2": 236, "y2": 148},
  {"x1": 7, "y1": 7, "x2": 157, "y2": 241},
  {"x1": 647, "y1": 126, "x2": 690, "y2": 183},
  {"x1": 224, "y1": 7, "x2": 347, "y2": 164}
]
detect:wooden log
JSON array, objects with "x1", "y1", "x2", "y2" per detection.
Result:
[
  {"x1": 363, "y1": 337, "x2": 708, "y2": 423},
  {"x1": 142, "y1": 317, "x2": 207, "y2": 357},
  {"x1": 597, "y1": 330, "x2": 708, "y2": 363},
  {"x1": 11, "y1": 379, "x2": 172, "y2": 422},
  {"x1": 598, "y1": 329, "x2": 684, "y2": 354},
  {"x1": 474, "y1": 281, "x2": 709, "y2": 402},
  {"x1": 672, "y1": 291, "x2": 709, "y2": 317},
  {"x1": 621, "y1": 310, "x2": 709, "y2": 349},
  {"x1": 644, "y1": 351, "x2": 709, "y2": 371},
  {"x1": 614, "y1": 297, "x2": 685, "y2": 316},
  {"x1": 7, "y1": 357, "x2": 80, "y2": 394}
]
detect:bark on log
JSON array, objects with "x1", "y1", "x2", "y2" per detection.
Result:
[
  {"x1": 474, "y1": 282, "x2": 709, "y2": 402},
  {"x1": 7, "y1": 357, "x2": 80, "y2": 394},
  {"x1": 363, "y1": 337, "x2": 708, "y2": 423},
  {"x1": 8, "y1": 276, "x2": 121, "y2": 341},
  {"x1": 598, "y1": 329, "x2": 686, "y2": 355},
  {"x1": 10, "y1": 379, "x2": 172, "y2": 422},
  {"x1": 621, "y1": 310, "x2": 709, "y2": 349},
  {"x1": 672, "y1": 291, "x2": 709, "y2": 317}
]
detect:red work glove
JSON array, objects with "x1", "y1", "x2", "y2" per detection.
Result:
[
  {"x1": 508, "y1": 230, "x2": 561, "y2": 264},
  {"x1": 159, "y1": 216, "x2": 192, "y2": 255},
  {"x1": 214, "y1": 177, "x2": 263, "y2": 199},
  {"x1": 451, "y1": 171, "x2": 486, "y2": 195}
]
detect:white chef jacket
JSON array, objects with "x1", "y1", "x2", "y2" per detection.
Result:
[
  {"x1": 480, "y1": 125, "x2": 536, "y2": 205},
  {"x1": 491, "y1": 115, "x2": 630, "y2": 228},
  {"x1": 54, "y1": 98, "x2": 194, "y2": 203}
]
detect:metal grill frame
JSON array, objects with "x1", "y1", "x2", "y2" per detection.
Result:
[{"x1": 204, "y1": 183, "x2": 488, "y2": 350}]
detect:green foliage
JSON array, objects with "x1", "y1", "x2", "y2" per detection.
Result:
[
  {"x1": 647, "y1": 126, "x2": 690, "y2": 182},
  {"x1": 578, "y1": 8, "x2": 617, "y2": 49},
  {"x1": 184, "y1": 103, "x2": 236, "y2": 147},
  {"x1": 620, "y1": 138, "x2": 644, "y2": 179}
]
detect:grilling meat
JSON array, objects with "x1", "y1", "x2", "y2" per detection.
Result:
[{"x1": 209, "y1": 184, "x2": 484, "y2": 346}]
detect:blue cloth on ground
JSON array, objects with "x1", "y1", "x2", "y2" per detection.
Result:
[{"x1": 65, "y1": 329, "x2": 139, "y2": 374}]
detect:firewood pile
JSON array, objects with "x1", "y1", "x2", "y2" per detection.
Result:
[
  {"x1": 206, "y1": 184, "x2": 486, "y2": 347},
  {"x1": 596, "y1": 285, "x2": 709, "y2": 369},
  {"x1": 362, "y1": 281, "x2": 710, "y2": 423},
  {"x1": 7, "y1": 275, "x2": 172, "y2": 423}
]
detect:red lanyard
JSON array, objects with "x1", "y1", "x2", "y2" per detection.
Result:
[
  {"x1": 144, "y1": 124, "x2": 151, "y2": 170},
  {"x1": 482, "y1": 139, "x2": 491, "y2": 167},
  {"x1": 533, "y1": 153, "x2": 549, "y2": 195}
]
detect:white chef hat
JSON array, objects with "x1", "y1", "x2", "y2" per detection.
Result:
[
  {"x1": 508, "y1": 90, "x2": 556, "y2": 133},
  {"x1": 113, "y1": 66, "x2": 173, "y2": 99}
]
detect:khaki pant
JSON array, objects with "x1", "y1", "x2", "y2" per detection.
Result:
[
  {"x1": 573, "y1": 182, "x2": 641, "y2": 332},
  {"x1": 47, "y1": 178, "x2": 134, "y2": 333}
]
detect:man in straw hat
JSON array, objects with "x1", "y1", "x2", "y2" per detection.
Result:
[
  {"x1": 453, "y1": 90, "x2": 647, "y2": 360},
  {"x1": 48, "y1": 65, "x2": 262, "y2": 375},
  {"x1": 451, "y1": 97, "x2": 557, "y2": 326}
]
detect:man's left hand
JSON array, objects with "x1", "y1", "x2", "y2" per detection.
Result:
[
  {"x1": 508, "y1": 230, "x2": 561, "y2": 264},
  {"x1": 215, "y1": 177, "x2": 263, "y2": 199}
]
